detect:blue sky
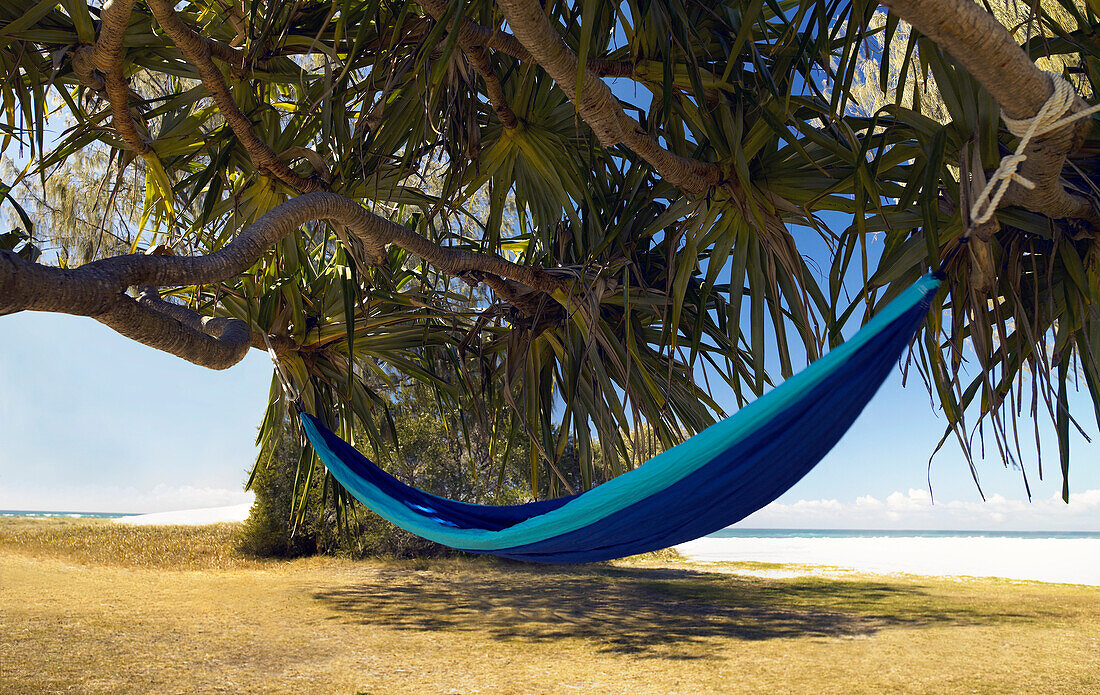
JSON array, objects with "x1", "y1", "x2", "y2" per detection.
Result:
[
  {"x1": 1, "y1": 311, "x2": 269, "y2": 513},
  {"x1": 2, "y1": 20, "x2": 1097, "y2": 529},
  {"x1": 2, "y1": 307, "x2": 1097, "y2": 528}
]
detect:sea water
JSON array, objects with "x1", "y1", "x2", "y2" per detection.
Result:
[
  {"x1": 676, "y1": 529, "x2": 1100, "y2": 585},
  {"x1": 0, "y1": 510, "x2": 138, "y2": 519}
]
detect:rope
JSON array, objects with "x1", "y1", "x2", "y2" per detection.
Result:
[
  {"x1": 262, "y1": 331, "x2": 302, "y2": 410},
  {"x1": 968, "y1": 71, "x2": 1100, "y2": 230}
]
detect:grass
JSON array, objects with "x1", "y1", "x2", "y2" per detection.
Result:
[
  {"x1": 2, "y1": 518, "x2": 1098, "y2": 694},
  {"x1": 0, "y1": 516, "x2": 255, "y2": 570}
]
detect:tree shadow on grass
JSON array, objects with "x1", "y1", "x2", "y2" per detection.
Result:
[{"x1": 312, "y1": 563, "x2": 1041, "y2": 658}]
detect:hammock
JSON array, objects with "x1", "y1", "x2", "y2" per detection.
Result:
[{"x1": 299, "y1": 274, "x2": 941, "y2": 563}]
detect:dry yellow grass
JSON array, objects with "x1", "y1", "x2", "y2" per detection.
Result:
[
  {"x1": 0, "y1": 517, "x2": 255, "y2": 570},
  {"x1": 1, "y1": 517, "x2": 1098, "y2": 694}
]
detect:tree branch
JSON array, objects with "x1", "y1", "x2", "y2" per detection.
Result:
[
  {"x1": 882, "y1": 0, "x2": 1099, "y2": 226},
  {"x1": 145, "y1": 0, "x2": 326, "y2": 193},
  {"x1": 494, "y1": 0, "x2": 720, "y2": 196},
  {"x1": 0, "y1": 250, "x2": 251, "y2": 369},
  {"x1": 128, "y1": 289, "x2": 252, "y2": 369},
  {"x1": 465, "y1": 43, "x2": 518, "y2": 128},
  {"x1": 0, "y1": 192, "x2": 566, "y2": 369},
  {"x1": 425, "y1": 6, "x2": 635, "y2": 80},
  {"x1": 65, "y1": 0, "x2": 153, "y2": 157},
  {"x1": 2, "y1": 193, "x2": 564, "y2": 297},
  {"x1": 421, "y1": 0, "x2": 517, "y2": 128},
  {"x1": 93, "y1": 0, "x2": 150, "y2": 155}
]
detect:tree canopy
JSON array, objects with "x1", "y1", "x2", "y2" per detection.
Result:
[{"x1": 1, "y1": 0, "x2": 1098, "y2": 505}]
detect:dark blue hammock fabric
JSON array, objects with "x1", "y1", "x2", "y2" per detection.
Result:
[{"x1": 301, "y1": 275, "x2": 941, "y2": 563}]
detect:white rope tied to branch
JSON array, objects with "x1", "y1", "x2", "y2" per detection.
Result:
[
  {"x1": 968, "y1": 71, "x2": 1100, "y2": 229},
  {"x1": 262, "y1": 331, "x2": 301, "y2": 405}
]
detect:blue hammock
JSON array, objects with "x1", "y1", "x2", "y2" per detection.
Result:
[{"x1": 301, "y1": 274, "x2": 941, "y2": 563}]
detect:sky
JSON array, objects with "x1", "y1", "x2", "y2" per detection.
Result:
[
  {"x1": 1, "y1": 15, "x2": 1097, "y2": 530},
  {"x1": 1, "y1": 307, "x2": 1097, "y2": 529}
]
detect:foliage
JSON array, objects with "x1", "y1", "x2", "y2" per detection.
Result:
[
  {"x1": 240, "y1": 421, "x2": 461, "y2": 559},
  {"x1": 240, "y1": 377, "x2": 532, "y2": 557},
  {"x1": 0, "y1": 146, "x2": 144, "y2": 265},
  {"x1": 838, "y1": 1, "x2": 1100, "y2": 498},
  {"x1": 1, "y1": 0, "x2": 1098, "y2": 504}
]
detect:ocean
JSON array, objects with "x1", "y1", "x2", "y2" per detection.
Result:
[{"x1": 0, "y1": 510, "x2": 137, "y2": 519}]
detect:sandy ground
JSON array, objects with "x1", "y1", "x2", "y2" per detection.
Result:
[
  {"x1": 2, "y1": 522, "x2": 1099, "y2": 694},
  {"x1": 110, "y1": 505, "x2": 1100, "y2": 585},
  {"x1": 113, "y1": 503, "x2": 253, "y2": 526},
  {"x1": 676, "y1": 535, "x2": 1100, "y2": 585}
]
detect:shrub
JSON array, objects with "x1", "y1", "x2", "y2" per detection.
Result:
[{"x1": 239, "y1": 381, "x2": 530, "y2": 559}]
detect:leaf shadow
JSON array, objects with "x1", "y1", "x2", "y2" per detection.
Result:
[{"x1": 312, "y1": 562, "x2": 1042, "y2": 658}]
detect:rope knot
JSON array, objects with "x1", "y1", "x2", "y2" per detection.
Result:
[{"x1": 968, "y1": 71, "x2": 1100, "y2": 229}]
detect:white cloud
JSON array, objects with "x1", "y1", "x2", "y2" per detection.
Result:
[
  {"x1": 740, "y1": 488, "x2": 1100, "y2": 531},
  {"x1": 3, "y1": 479, "x2": 1096, "y2": 532},
  {"x1": 855, "y1": 494, "x2": 883, "y2": 509},
  {"x1": 885, "y1": 488, "x2": 932, "y2": 511}
]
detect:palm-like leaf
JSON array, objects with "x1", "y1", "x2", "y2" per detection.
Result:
[{"x1": 1, "y1": 0, "x2": 1096, "y2": 506}]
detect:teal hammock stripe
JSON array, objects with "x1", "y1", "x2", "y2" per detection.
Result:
[{"x1": 302, "y1": 274, "x2": 941, "y2": 562}]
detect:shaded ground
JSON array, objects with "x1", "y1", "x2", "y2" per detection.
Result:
[
  {"x1": 2, "y1": 518, "x2": 1098, "y2": 694},
  {"x1": 311, "y1": 563, "x2": 1045, "y2": 653}
]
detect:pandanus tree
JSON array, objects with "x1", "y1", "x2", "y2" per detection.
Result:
[{"x1": 1, "y1": 0, "x2": 1097, "y2": 508}]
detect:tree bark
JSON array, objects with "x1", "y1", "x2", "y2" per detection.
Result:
[
  {"x1": 494, "y1": 0, "x2": 720, "y2": 195},
  {"x1": 0, "y1": 192, "x2": 566, "y2": 369},
  {"x1": 145, "y1": 0, "x2": 326, "y2": 193},
  {"x1": 69, "y1": 0, "x2": 151, "y2": 156},
  {"x1": 0, "y1": 251, "x2": 251, "y2": 369},
  {"x1": 422, "y1": 7, "x2": 634, "y2": 80},
  {"x1": 421, "y1": 0, "x2": 517, "y2": 129},
  {"x1": 882, "y1": 0, "x2": 1099, "y2": 226}
]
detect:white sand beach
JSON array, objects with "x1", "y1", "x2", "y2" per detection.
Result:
[
  {"x1": 676, "y1": 534, "x2": 1100, "y2": 585},
  {"x1": 111, "y1": 503, "x2": 1099, "y2": 585},
  {"x1": 113, "y1": 503, "x2": 252, "y2": 526}
]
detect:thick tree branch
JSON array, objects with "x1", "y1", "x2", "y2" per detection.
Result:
[
  {"x1": 68, "y1": 0, "x2": 151, "y2": 156},
  {"x1": 202, "y1": 35, "x2": 311, "y2": 74},
  {"x1": 421, "y1": 0, "x2": 517, "y2": 128},
  {"x1": 429, "y1": 4, "x2": 534, "y2": 64},
  {"x1": 424, "y1": 6, "x2": 635, "y2": 79},
  {"x1": 0, "y1": 251, "x2": 251, "y2": 369},
  {"x1": 128, "y1": 290, "x2": 252, "y2": 369},
  {"x1": 585, "y1": 58, "x2": 636, "y2": 80},
  {"x1": 1, "y1": 193, "x2": 564, "y2": 298},
  {"x1": 0, "y1": 192, "x2": 566, "y2": 369},
  {"x1": 145, "y1": 0, "x2": 325, "y2": 193},
  {"x1": 882, "y1": 0, "x2": 1099, "y2": 226},
  {"x1": 494, "y1": 0, "x2": 720, "y2": 196},
  {"x1": 94, "y1": 0, "x2": 149, "y2": 155},
  {"x1": 203, "y1": 36, "x2": 252, "y2": 70},
  {"x1": 69, "y1": 45, "x2": 103, "y2": 91}
]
